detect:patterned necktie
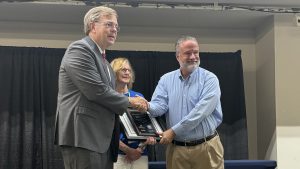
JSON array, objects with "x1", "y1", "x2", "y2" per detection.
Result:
[{"x1": 102, "y1": 52, "x2": 106, "y2": 60}]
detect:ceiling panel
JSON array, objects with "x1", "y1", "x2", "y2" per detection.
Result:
[{"x1": 0, "y1": 0, "x2": 297, "y2": 41}]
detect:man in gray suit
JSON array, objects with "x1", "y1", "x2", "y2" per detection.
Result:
[{"x1": 54, "y1": 6, "x2": 146, "y2": 169}]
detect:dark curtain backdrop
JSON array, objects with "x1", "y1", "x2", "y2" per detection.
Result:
[{"x1": 0, "y1": 46, "x2": 248, "y2": 169}]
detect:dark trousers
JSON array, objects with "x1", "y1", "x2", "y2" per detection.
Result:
[{"x1": 60, "y1": 146, "x2": 113, "y2": 169}]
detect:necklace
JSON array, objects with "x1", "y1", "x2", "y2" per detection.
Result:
[{"x1": 124, "y1": 91, "x2": 130, "y2": 97}]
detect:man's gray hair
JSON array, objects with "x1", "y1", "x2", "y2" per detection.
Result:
[
  {"x1": 175, "y1": 36, "x2": 198, "y2": 56},
  {"x1": 83, "y1": 6, "x2": 118, "y2": 35}
]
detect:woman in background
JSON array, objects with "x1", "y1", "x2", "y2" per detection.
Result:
[{"x1": 111, "y1": 57, "x2": 156, "y2": 169}]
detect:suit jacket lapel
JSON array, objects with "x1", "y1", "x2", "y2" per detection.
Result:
[{"x1": 83, "y1": 36, "x2": 114, "y2": 88}]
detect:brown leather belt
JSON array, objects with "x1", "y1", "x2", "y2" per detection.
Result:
[{"x1": 172, "y1": 132, "x2": 217, "y2": 146}]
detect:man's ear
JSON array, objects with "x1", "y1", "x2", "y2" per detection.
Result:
[
  {"x1": 90, "y1": 22, "x2": 97, "y2": 33},
  {"x1": 176, "y1": 54, "x2": 180, "y2": 62}
]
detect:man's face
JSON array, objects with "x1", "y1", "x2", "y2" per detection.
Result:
[
  {"x1": 91, "y1": 15, "x2": 118, "y2": 49},
  {"x1": 177, "y1": 40, "x2": 200, "y2": 74}
]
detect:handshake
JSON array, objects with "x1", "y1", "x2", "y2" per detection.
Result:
[{"x1": 128, "y1": 96, "x2": 149, "y2": 112}]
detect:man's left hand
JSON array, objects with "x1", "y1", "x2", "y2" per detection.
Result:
[{"x1": 158, "y1": 129, "x2": 175, "y2": 144}]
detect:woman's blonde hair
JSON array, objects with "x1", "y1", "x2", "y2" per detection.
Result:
[{"x1": 110, "y1": 57, "x2": 135, "y2": 89}]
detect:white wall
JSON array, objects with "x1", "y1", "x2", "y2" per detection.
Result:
[
  {"x1": 274, "y1": 14, "x2": 300, "y2": 169},
  {"x1": 254, "y1": 14, "x2": 300, "y2": 169},
  {"x1": 255, "y1": 17, "x2": 277, "y2": 160}
]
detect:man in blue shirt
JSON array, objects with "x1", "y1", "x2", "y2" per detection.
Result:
[{"x1": 147, "y1": 36, "x2": 224, "y2": 169}]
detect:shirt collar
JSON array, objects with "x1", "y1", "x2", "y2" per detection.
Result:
[
  {"x1": 178, "y1": 68, "x2": 197, "y2": 81},
  {"x1": 90, "y1": 38, "x2": 105, "y2": 55}
]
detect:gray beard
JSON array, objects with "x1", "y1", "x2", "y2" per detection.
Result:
[{"x1": 180, "y1": 60, "x2": 200, "y2": 73}]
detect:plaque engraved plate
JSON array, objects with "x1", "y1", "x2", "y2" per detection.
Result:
[{"x1": 120, "y1": 108, "x2": 164, "y2": 140}]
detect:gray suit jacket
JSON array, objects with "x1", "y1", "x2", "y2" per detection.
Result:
[{"x1": 54, "y1": 36, "x2": 128, "y2": 154}]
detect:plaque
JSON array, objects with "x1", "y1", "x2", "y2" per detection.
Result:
[{"x1": 120, "y1": 108, "x2": 164, "y2": 140}]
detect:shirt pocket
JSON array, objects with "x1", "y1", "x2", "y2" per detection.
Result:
[{"x1": 188, "y1": 84, "x2": 202, "y2": 106}]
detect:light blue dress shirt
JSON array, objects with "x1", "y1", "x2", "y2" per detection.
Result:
[{"x1": 148, "y1": 67, "x2": 223, "y2": 142}]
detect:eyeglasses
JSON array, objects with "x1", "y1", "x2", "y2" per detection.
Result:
[
  {"x1": 97, "y1": 21, "x2": 120, "y2": 32},
  {"x1": 119, "y1": 68, "x2": 132, "y2": 73}
]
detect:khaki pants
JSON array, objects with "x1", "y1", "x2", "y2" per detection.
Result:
[{"x1": 166, "y1": 135, "x2": 224, "y2": 169}]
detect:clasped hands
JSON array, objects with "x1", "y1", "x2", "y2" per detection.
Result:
[{"x1": 128, "y1": 96, "x2": 148, "y2": 112}]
